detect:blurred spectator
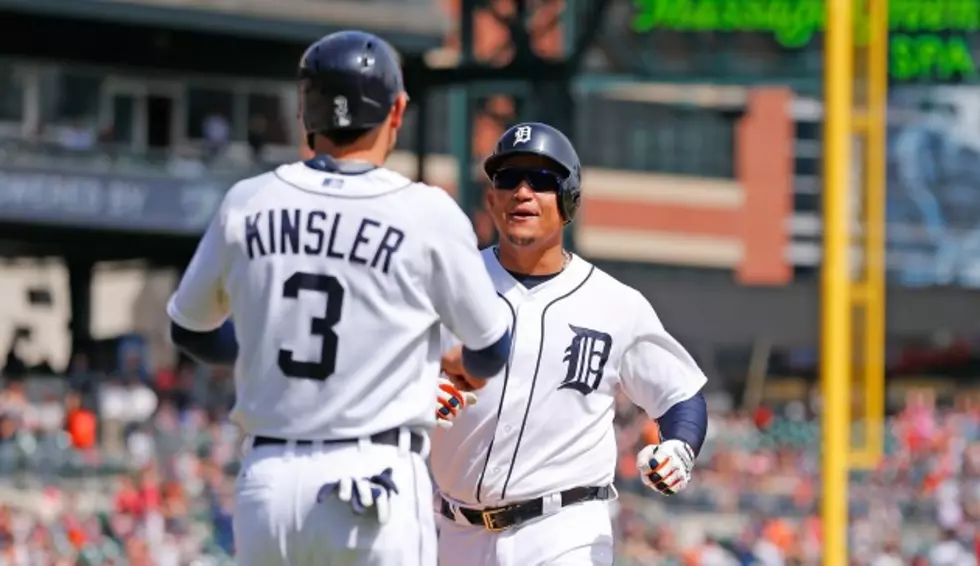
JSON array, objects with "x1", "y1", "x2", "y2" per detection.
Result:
[
  {"x1": 33, "y1": 392, "x2": 65, "y2": 436},
  {"x1": 0, "y1": 379, "x2": 32, "y2": 432},
  {"x1": 56, "y1": 117, "x2": 96, "y2": 151},
  {"x1": 699, "y1": 535, "x2": 740, "y2": 566},
  {"x1": 928, "y1": 528, "x2": 977, "y2": 566},
  {"x1": 870, "y1": 539, "x2": 904, "y2": 566},
  {"x1": 98, "y1": 377, "x2": 157, "y2": 458},
  {"x1": 126, "y1": 423, "x2": 156, "y2": 470},
  {"x1": 247, "y1": 115, "x2": 268, "y2": 162},
  {"x1": 202, "y1": 113, "x2": 230, "y2": 162},
  {"x1": 64, "y1": 391, "x2": 96, "y2": 452},
  {"x1": 117, "y1": 335, "x2": 149, "y2": 385},
  {"x1": 754, "y1": 521, "x2": 789, "y2": 566},
  {"x1": 66, "y1": 352, "x2": 98, "y2": 403},
  {"x1": 209, "y1": 483, "x2": 234, "y2": 556}
]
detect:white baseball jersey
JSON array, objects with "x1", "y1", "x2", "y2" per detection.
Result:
[
  {"x1": 167, "y1": 161, "x2": 509, "y2": 440},
  {"x1": 431, "y1": 249, "x2": 707, "y2": 506}
]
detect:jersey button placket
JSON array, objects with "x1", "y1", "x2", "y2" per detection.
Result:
[{"x1": 495, "y1": 298, "x2": 541, "y2": 500}]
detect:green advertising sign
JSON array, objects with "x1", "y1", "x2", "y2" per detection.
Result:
[{"x1": 631, "y1": 0, "x2": 980, "y2": 81}]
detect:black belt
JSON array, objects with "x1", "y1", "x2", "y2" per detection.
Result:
[
  {"x1": 252, "y1": 428, "x2": 425, "y2": 455},
  {"x1": 440, "y1": 485, "x2": 613, "y2": 532}
]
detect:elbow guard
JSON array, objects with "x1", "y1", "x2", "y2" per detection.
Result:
[
  {"x1": 170, "y1": 320, "x2": 239, "y2": 365},
  {"x1": 657, "y1": 391, "x2": 708, "y2": 457},
  {"x1": 462, "y1": 328, "x2": 512, "y2": 378}
]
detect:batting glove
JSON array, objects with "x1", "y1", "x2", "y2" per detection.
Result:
[
  {"x1": 637, "y1": 439, "x2": 695, "y2": 496},
  {"x1": 316, "y1": 468, "x2": 399, "y2": 524},
  {"x1": 435, "y1": 376, "x2": 477, "y2": 429}
]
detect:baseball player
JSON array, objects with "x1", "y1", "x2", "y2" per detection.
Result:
[
  {"x1": 166, "y1": 31, "x2": 512, "y2": 566},
  {"x1": 430, "y1": 123, "x2": 709, "y2": 566}
]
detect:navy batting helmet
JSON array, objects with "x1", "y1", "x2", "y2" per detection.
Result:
[
  {"x1": 298, "y1": 30, "x2": 404, "y2": 137},
  {"x1": 483, "y1": 122, "x2": 583, "y2": 223}
]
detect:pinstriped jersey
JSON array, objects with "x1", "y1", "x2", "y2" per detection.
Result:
[{"x1": 430, "y1": 249, "x2": 707, "y2": 506}]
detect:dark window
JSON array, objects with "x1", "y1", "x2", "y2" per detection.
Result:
[
  {"x1": 0, "y1": 63, "x2": 23, "y2": 122},
  {"x1": 246, "y1": 93, "x2": 289, "y2": 145},
  {"x1": 186, "y1": 87, "x2": 234, "y2": 140},
  {"x1": 40, "y1": 70, "x2": 101, "y2": 124},
  {"x1": 577, "y1": 95, "x2": 736, "y2": 177}
]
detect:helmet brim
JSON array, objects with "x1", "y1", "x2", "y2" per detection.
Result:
[{"x1": 483, "y1": 150, "x2": 571, "y2": 180}]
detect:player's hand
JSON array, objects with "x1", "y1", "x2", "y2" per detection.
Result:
[
  {"x1": 636, "y1": 440, "x2": 695, "y2": 496},
  {"x1": 436, "y1": 376, "x2": 477, "y2": 429},
  {"x1": 440, "y1": 346, "x2": 489, "y2": 391},
  {"x1": 316, "y1": 468, "x2": 399, "y2": 524}
]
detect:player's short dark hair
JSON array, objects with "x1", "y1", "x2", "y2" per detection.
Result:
[{"x1": 313, "y1": 127, "x2": 374, "y2": 149}]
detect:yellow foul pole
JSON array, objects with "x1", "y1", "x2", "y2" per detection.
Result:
[
  {"x1": 856, "y1": 0, "x2": 888, "y2": 470},
  {"x1": 821, "y1": 0, "x2": 853, "y2": 563}
]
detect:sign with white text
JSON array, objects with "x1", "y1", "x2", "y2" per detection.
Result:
[{"x1": 0, "y1": 168, "x2": 230, "y2": 235}]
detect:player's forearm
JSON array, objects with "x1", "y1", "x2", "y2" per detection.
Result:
[
  {"x1": 170, "y1": 320, "x2": 239, "y2": 365},
  {"x1": 656, "y1": 391, "x2": 708, "y2": 456},
  {"x1": 461, "y1": 328, "x2": 512, "y2": 378}
]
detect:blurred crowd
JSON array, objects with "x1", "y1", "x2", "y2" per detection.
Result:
[
  {"x1": 0, "y1": 342, "x2": 979, "y2": 565},
  {"x1": 613, "y1": 389, "x2": 980, "y2": 566},
  {"x1": 0, "y1": 350, "x2": 238, "y2": 566}
]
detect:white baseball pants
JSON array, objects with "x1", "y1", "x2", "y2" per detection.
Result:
[
  {"x1": 435, "y1": 499, "x2": 614, "y2": 566},
  {"x1": 233, "y1": 434, "x2": 436, "y2": 566}
]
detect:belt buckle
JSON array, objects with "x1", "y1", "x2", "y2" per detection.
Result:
[{"x1": 481, "y1": 507, "x2": 509, "y2": 532}]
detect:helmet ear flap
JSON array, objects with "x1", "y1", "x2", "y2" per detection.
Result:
[{"x1": 558, "y1": 177, "x2": 580, "y2": 224}]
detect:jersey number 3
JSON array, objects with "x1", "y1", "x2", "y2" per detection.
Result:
[{"x1": 277, "y1": 272, "x2": 344, "y2": 381}]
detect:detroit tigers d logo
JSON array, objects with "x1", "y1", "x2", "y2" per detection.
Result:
[{"x1": 559, "y1": 325, "x2": 612, "y2": 396}]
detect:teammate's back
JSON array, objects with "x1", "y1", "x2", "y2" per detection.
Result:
[
  {"x1": 207, "y1": 158, "x2": 502, "y2": 439},
  {"x1": 165, "y1": 29, "x2": 510, "y2": 566}
]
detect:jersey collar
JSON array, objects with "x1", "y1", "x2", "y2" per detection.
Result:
[
  {"x1": 304, "y1": 154, "x2": 377, "y2": 175},
  {"x1": 274, "y1": 161, "x2": 413, "y2": 198},
  {"x1": 484, "y1": 247, "x2": 593, "y2": 304}
]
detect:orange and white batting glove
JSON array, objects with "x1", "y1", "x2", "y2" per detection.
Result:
[
  {"x1": 637, "y1": 439, "x2": 695, "y2": 496},
  {"x1": 435, "y1": 376, "x2": 477, "y2": 429}
]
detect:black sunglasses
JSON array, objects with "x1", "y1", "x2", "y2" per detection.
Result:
[{"x1": 491, "y1": 168, "x2": 563, "y2": 192}]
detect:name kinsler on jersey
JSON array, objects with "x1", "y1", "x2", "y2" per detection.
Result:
[{"x1": 243, "y1": 208, "x2": 405, "y2": 274}]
